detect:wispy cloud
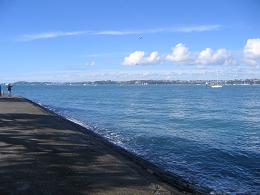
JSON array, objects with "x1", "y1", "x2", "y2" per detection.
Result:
[
  {"x1": 95, "y1": 25, "x2": 221, "y2": 35},
  {"x1": 95, "y1": 29, "x2": 165, "y2": 35},
  {"x1": 18, "y1": 31, "x2": 87, "y2": 41},
  {"x1": 95, "y1": 30, "x2": 139, "y2": 35},
  {"x1": 17, "y1": 24, "x2": 222, "y2": 41},
  {"x1": 175, "y1": 25, "x2": 221, "y2": 32}
]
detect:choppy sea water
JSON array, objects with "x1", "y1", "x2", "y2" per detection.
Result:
[{"x1": 14, "y1": 84, "x2": 260, "y2": 194}]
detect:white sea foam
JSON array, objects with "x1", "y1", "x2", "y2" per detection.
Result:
[
  {"x1": 35, "y1": 101, "x2": 124, "y2": 147},
  {"x1": 35, "y1": 101, "x2": 93, "y2": 129},
  {"x1": 58, "y1": 114, "x2": 124, "y2": 146},
  {"x1": 66, "y1": 116, "x2": 93, "y2": 130}
]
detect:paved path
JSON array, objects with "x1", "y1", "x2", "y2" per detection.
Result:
[{"x1": 0, "y1": 97, "x2": 188, "y2": 195}]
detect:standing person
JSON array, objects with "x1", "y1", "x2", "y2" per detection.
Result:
[
  {"x1": 7, "y1": 83, "x2": 13, "y2": 97},
  {"x1": 0, "y1": 84, "x2": 2, "y2": 96}
]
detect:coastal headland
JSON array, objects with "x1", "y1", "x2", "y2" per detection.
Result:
[{"x1": 0, "y1": 97, "x2": 203, "y2": 194}]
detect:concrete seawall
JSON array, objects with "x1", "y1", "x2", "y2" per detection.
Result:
[{"x1": 0, "y1": 97, "x2": 203, "y2": 194}]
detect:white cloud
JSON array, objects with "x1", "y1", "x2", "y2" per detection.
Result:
[
  {"x1": 124, "y1": 43, "x2": 235, "y2": 66},
  {"x1": 196, "y1": 48, "x2": 234, "y2": 65},
  {"x1": 244, "y1": 38, "x2": 260, "y2": 67},
  {"x1": 123, "y1": 51, "x2": 160, "y2": 66},
  {"x1": 165, "y1": 43, "x2": 234, "y2": 65},
  {"x1": 196, "y1": 48, "x2": 213, "y2": 65},
  {"x1": 166, "y1": 43, "x2": 191, "y2": 64},
  {"x1": 146, "y1": 51, "x2": 160, "y2": 63},
  {"x1": 123, "y1": 51, "x2": 145, "y2": 66}
]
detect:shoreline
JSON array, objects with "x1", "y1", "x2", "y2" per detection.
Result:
[{"x1": 23, "y1": 97, "x2": 210, "y2": 194}]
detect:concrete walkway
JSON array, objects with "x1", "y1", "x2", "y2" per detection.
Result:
[{"x1": 0, "y1": 97, "x2": 189, "y2": 195}]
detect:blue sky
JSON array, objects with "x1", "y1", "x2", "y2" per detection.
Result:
[{"x1": 0, "y1": 0, "x2": 260, "y2": 82}]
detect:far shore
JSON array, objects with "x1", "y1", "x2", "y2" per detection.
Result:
[{"x1": 2, "y1": 78, "x2": 260, "y2": 86}]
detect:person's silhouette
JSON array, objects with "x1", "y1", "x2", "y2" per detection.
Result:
[{"x1": 7, "y1": 83, "x2": 13, "y2": 97}]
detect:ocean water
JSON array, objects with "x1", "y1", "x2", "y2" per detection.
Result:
[{"x1": 13, "y1": 84, "x2": 260, "y2": 194}]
